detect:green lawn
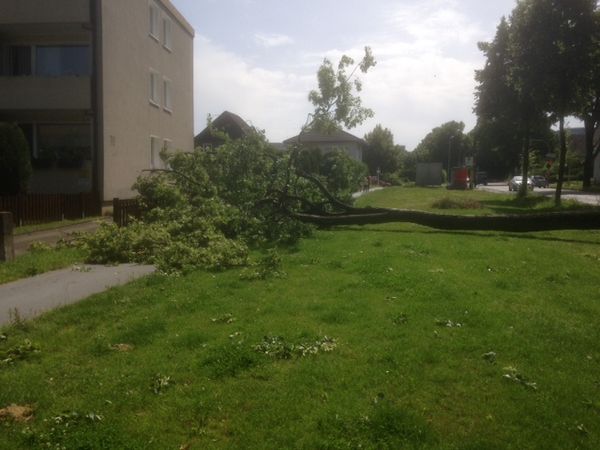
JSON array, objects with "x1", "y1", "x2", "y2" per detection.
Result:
[
  {"x1": 1, "y1": 188, "x2": 600, "y2": 449},
  {"x1": 0, "y1": 247, "x2": 86, "y2": 285}
]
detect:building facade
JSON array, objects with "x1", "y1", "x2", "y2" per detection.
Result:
[
  {"x1": 0, "y1": 0, "x2": 194, "y2": 202},
  {"x1": 283, "y1": 129, "x2": 366, "y2": 162}
]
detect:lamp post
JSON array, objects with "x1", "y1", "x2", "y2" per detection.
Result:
[{"x1": 447, "y1": 135, "x2": 454, "y2": 185}]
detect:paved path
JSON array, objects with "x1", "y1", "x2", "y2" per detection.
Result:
[
  {"x1": 14, "y1": 219, "x2": 107, "y2": 257},
  {"x1": 0, "y1": 264, "x2": 155, "y2": 327},
  {"x1": 477, "y1": 183, "x2": 600, "y2": 206},
  {"x1": 352, "y1": 186, "x2": 383, "y2": 199}
]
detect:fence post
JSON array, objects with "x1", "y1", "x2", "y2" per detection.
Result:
[
  {"x1": 113, "y1": 198, "x2": 120, "y2": 227},
  {"x1": 0, "y1": 212, "x2": 15, "y2": 262}
]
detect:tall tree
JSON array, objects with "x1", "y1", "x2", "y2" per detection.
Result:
[
  {"x1": 579, "y1": 7, "x2": 600, "y2": 189},
  {"x1": 363, "y1": 124, "x2": 403, "y2": 176},
  {"x1": 510, "y1": 0, "x2": 596, "y2": 203},
  {"x1": 474, "y1": 17, "x2": 523, "y2": 179}
]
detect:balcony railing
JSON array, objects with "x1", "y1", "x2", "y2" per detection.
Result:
[
  {"x1": 0, "y1": 76, "x2": 91, "y2": 110},
  {"x1": 0, "y1": 0, "x2": 90, "y2": 25}
]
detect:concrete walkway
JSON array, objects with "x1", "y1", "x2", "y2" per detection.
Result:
[{"x1": 0, "y1": 264, "x2": 155, "y2": 327}]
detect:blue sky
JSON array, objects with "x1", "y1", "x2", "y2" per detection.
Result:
[{"x1": 172, "y1": 0, "x2": 519, "y2": 149}]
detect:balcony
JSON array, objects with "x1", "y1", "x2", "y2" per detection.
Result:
[
  {"x1": 0, "y1": 0, "x2": 90, "y2": 25},
  {"x1": 0, "y1": 76, "x2": 91, "y2": 110}
]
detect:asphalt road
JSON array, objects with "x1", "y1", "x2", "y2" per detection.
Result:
[
  {"x1": 0, "y1": 263, "x2": 155, "y2": 327},
  {"x1": 477, "y1": 182, "x2": 600, "y2": 206}
]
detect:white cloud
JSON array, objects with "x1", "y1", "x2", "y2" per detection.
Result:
[
  {"x1": 192, "y1": 0, "x2": 493, "y2": 149},
  {"x1": 254, "y1": 32, "x2": 294, "y2": 48},
  {"x1": 194, "y1": 36, "x2": 312, "y2": 141}
]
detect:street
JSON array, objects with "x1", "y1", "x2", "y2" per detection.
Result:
[{"x1": 476, "y1": 182, "x2": 600, "y2": 206}]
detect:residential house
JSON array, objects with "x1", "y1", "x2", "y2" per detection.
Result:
[
  {"x1": 0, "y1": 0, "x2": 194, "y2": 202},
  {"x1": 282, "y1": 129, "x2": 366, "y2": 162},
  {"x1": 194, "y1": 111, "x2": 252, "y2": 148}
]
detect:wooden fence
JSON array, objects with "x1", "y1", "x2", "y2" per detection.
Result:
[
  {"x1": 0, "y1": 192, "x2": 101, "y2": 227},
  {"x1": 113, "y1": 198, "x2": 141, "y2": 227}
]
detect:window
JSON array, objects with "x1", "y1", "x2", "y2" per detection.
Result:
[
  {"x1": 35, "y1": 46, "x2": 91, "y2": 77},
  {"x1": 163, "y1": 78, "x2": 172, "y2": 111},
  {"x1": 149, "y1": 2, "x2": 160, "y2": 40},
  {"x1": 149, "y1": 70, "x2": 160, "y2": 106},
  {"x1": 8, "y1": 46, "x2": 32, "y2": 76},
  {"x1": 150, "y1": 136, "x2": 161, "y2": 169},
  {"x1": 163, "y1": 17, "x2": 172, "y2": 50}
]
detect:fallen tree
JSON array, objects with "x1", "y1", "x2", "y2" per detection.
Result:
[
  {"x1": 288, "y1": 172, "x2": 600, "y2": 232},
  {"x1": 293, "y1": 208, "x2": 600, "y2": 232}
]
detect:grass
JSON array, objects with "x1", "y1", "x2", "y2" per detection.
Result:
[
  {"x1": 356, "y1": 185, "x2": 595, "y2": 215},
  {"x1": 14, "y1": 217, "x2": 101, "y2": 236},
  {"x1": 1, "y1": 187, "x2": 600, "y2": 448},
  {"x1": 0, "y1": 247, "x2": 86, "y2": 285}
]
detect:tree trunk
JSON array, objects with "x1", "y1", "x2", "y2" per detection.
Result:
[
  {"x1": 519, "y1": 127, "x2": 530, "y2": 198},
  {"x1": 294, "y1": 209, "x2": 600, "y2": 231},
  {"x1": 555, "y1": 116, "x2": 567, "y2": 206},
  {"x1": 583, "y1": 116, "x2": 595, "y2": 190}
]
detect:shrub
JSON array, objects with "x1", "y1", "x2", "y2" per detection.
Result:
[{"x1": 0, "y1": 123, "x2": 32, "y2": 195}]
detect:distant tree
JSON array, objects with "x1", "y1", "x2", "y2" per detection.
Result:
[
  {"x1": 509, "y1": 0, "x2": 596, "y2": 202},
  {"x1": 363, "y1": 124, "x2": 403, "y2": 176},
  {"x1": 578, "y1": 7, "x2": 600, "y2": 189},
  {"x1": 473, "y1": 17, "x2": 523, "y2": 179},
  {"x1": 413, "y1": 121, "x2": 471, "y2": 171},
  {"x1": 306, "y1": 47, "x2": 376, "y2": 132},
  {"x1": 0, "y1": 123, "x2": 32, "y2": 195}
]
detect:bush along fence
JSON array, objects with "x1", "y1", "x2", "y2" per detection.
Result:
[
  {"x1": 113, "y1": 198, "x2": 141, "y2": 227},
  {"x1": 0, "y1": 192, "x2": 101, "y2": 227}
]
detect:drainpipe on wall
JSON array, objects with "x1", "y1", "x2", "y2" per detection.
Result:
[{"x1": 90, "y1": 0, "x2": 104, "y2": 209}]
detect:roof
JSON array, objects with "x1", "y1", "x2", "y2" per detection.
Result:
[
  {"x1": 283, "y1": 129, "x2": 366, "y2": 146},
  {"x1": 194, "y1": 111, "x2": 253, "y2": 146},
  {"x1": 158, "y1": 0, "x2": 195, "y2": 38}
]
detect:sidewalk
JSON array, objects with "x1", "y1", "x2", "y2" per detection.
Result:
[
  {"x1": 0, "y1": 263, "x2": 155, "y2": 327},
  {"x1": 14, "y1": 219, "x2": 107, "y2": 257}
]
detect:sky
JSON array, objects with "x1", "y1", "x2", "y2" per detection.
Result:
[{"x1": 171, "y1": 0, "x2": 519, "y2": 150}]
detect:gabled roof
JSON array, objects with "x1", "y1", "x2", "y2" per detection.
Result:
[
  {"x1": 283, "y1": 129, "x2": 366, "y2": 146},
  {"x1": 194, "y1": 111, "x2": 253, "y2": 146}
]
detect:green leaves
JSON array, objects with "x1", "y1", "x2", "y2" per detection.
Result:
[{"x1": 307, "y1": 47, "x2": 376, "y2": 132}]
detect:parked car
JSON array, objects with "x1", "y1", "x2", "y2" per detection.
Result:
[
  {"x1": 508, "y1": 176, "x2": 534, "y2": 191},
  {"x1": 476, "y1": 171, "x2": 488, "y2": 186},
  {"x1": 532, "y1": 175, "x2": 549, "y2": 188}
]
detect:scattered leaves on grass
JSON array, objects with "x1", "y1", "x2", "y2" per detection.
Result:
[
  {"x1": 0, "y1": 339, "x2": 40, "y2": 366},
  {"x1": 254, "y1": 335, "x2": 337, "y2": 359},
  {"x1": 502, "y1": 366, "x2": 537, "y2": 391},
  {"x1": 240, "y1": 250, "x2": 286, "y2": 280},
  {"x1": 392, "y1": 314, "x2": 408, "y2": 325},
  {"x1": 152, "y1": 374, "x2": 173, "y2": 395},
  {"x1": 435, "y1": 319, "x2": 463, "y2": 328},
  {"x1": 211, "y1": 313, "x2": 236, "y2": 324},
  {"x1": 482, "y1": 351, "x2": 497, "y2": 364},
  {"x1": 110, "y1": 343, "x2": 134, "y2": 352},
  {"x1": 29, "y1": 241, "x2": 52, "y2": 252},
  {"x1": 0, "y1": 404, "x2": 34, "y2": 423}
]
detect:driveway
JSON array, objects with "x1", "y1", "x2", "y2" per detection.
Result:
[
  {"x1": 477, "y1": 182, "x2": 600, "y2": 206},
  {"x1": 0, "y1": 264, "x2": 155, "y2": 327}
]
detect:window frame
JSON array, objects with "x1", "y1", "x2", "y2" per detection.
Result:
[
  {"x1": 149, "y1": 69, "x2": 160, "y2": 107},
  {"x1": 163, "y1": 77, "x2": 173, "y2": 112},
  {"x1": 163, "y1": 16, "x2": 173, "y2": 51},
  {"x1": 150, "y1": 135, "x2": 161, "y2": 169},
  {"x1": 149, "y1": 2, "x2": 160, "y2": 42}
]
